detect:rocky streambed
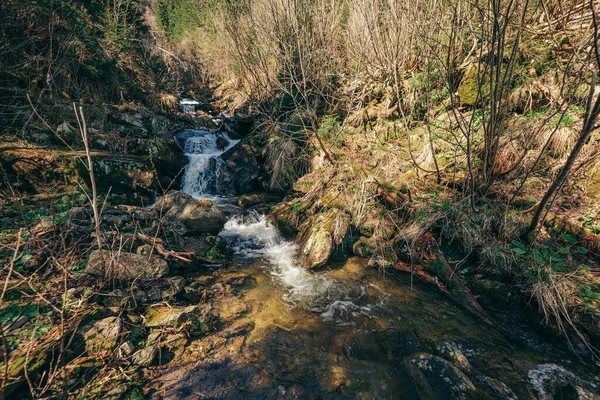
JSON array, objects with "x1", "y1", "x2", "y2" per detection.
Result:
[{"x1": 5, "y1": 122, "x2": 600, "y2": 399}]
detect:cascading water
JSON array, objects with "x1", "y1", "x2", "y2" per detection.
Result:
[
  {"x1": 178, "y1": 128, "x2": 380, "y2": 321},
  {"x1": 179, "y1": 129, "x2": 239, "y2": 198},
  {"x1": 180, "y1": 98, "x2": 200, "y2": 113},
  {"x1": 219, "y1": 211, "x2": 381, "y2": 321}
]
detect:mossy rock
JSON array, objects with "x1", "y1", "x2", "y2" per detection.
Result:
[
  {"x1": 352, "y1": 236, "x2": 376, "y2": 257},
  {"x1": 457, "y1": 64, "x2": 490, "y2": 106}
]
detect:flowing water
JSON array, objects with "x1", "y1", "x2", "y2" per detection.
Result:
[
  {"x1": 178, "y1": 129, "x2": 239, "y2": 199},
  {"x1": 158, "y1": 129, "x2": 600, "y2": 399}
]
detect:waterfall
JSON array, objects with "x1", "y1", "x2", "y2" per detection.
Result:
[
  {"x1": 178, "y1": 129, "x2": 379, "y2": 322},
  {"x1": 178, "y1": 129, "x2": 239, "y2": 198},
  {"x1": 180, "y1": 99, "x2": 200, "y2": 113}
]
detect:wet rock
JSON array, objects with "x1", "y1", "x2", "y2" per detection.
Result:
[
  {"x1": 150, "y1": 114, "x2": 190, "y2": 139},
  {"x1": 183, "y1": 235, "x2": 232, "y2": 261},
  {"x1": 155, "y1": 191, "x2": 226, "y2": 235},
  {"x1": 131, "y1": 346, "x2": 158, "y2": 367},
  {"x1": 83, "y1": 317, "x2": 122, "y2": 355},
  {"x1": 224, "y1": 112, "x2": 254, "y2": 137},
  {"x1": 237, "y1": 193, "x2": 281, "y2": 208},
  {"x1": 214, "y1": 295, "x2": 250, "y2": 322},
  {"x1": 528, "y1": 364, "x2": 599, "y2": 400},
  {"x1": 144, "y1": 305, "x2": 214, "y2": 334},
  {"x1": 404, "y1": 352, "x2": 476, "y2": 399},
  {"x1": 85, "y1": 250, "x2": 168, "y2": 281},
  {"x1": 271, "y1": 203, "x2": 300, "y2": 237},
  {"x1": 435, "y1": 340, "x2": 471, "y2": 371},
  {"x1": 475, "y1": 375, "x2": 517, "y2": 400},
  {"x1": 221, "y1": 143, "x2": 260, "y2": 194},
  {"x1": 301, "y1": 227, "x2": 332, "y2": 269},
  {"x1": 300, "y1": 209, "x2": 352, "y2": 269},
  {"x1": 216, "y1": 136, "x2": 230, "y2": 150}
]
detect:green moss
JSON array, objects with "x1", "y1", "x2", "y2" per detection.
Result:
[
  {"x1": 458, "y1": 65, "x2": 489, "y2": 106},
  {"x1": 422, "y1": 257, "x2": 448, "y2": 276}
]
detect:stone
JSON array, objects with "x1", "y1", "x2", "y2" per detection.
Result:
[
  {"x1": 100, "y1": 211, "x2": 131, "y2": 227},
  {"x1": 528, "y1": 364, "x2": 599, "y2": 400},
  {"x1": 216, "y1": 136, "x2": 230, "y2": 150},
  {"x1": 224, "y1": 112, "x2": 254, "y2": 137},
  {"x1": 119, "y1": 341, "x2": 135, "y2": 357},
  {"x1": 155, "y1": 191, "x2": 226, "y2": 235},
  {"x1": 85, "y1": 250, "x2": 168, "y2": 281},
  {"x1": 68, "y1": 207, "x2": 92, "y2": 225},
  {"x1": 475, "y1": 375, "x2": 517, "y2": 400},
  {"x1": 151, "y1": 115, "x2": 181, "y2": 138},
  {"x1": 144, "y1": 305, "x2": 214, "y2": 334},
  {"x1": 404, "y1": 353, "x2": 476, "y2": 399},
  {"x1": 111, "y1": 112, "x2": 148, "y2": 137},
  {"x1": 435, "y1": 340, "x2": 471, "y2": 371},
  {"x1": 116, "y1": 205, "x2": 159, "y2": 222},
  {"x1": 214, "y1": 295, "x2": 250, "y2": 322},
  {"x1": 221, "y1": 143, "x2": 260, "y2": 194},
  {"x1": 83, "y1": 317, "x2": 122, "y2": 355},
  {"x1": 457, "y1": 64, "x2": 489, "y2": 107},
  {"x1": 133, "y1": 276, "x2": 186, "y2": 304},
  {"x1": 301, "y1": 227, "x2": 332, "y2": 269},
  {"x1": 352, "y1": 237, "x2": 376, "y2": 257},
  {"x1": 57, "y1": 122, "x2": 77, "y2": 139},
  {"x1": 300, "y1": 209, "x2": 352, "y2": 269},
  {"x1": 131, "y1": 346, "x2": 158, "y2": 367}
]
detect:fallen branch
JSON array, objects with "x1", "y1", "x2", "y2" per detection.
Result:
[{"x1": 135, "y1": 234, "x2": 194, "y2": 263}]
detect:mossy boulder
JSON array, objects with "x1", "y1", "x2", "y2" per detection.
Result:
[
  {"x1": 352, "y1": 236, "x2": 376, "y2": 257},
  {"x1": 458, "y1": 64, "x2": 489, "y2": 107},
  {"x1": 271, "y1": 203, "x2": 300, "y2": 237}
]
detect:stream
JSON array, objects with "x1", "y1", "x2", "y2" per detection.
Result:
[{"x1": 152, "y1": 128, "x2": 600, "y2": 399}]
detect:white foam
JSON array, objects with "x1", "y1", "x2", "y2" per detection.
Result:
[
  {"x1": 180, "y1": 130, "x2": 239, "y2": 198},
  {"x1": 220, "y1": 212, "x2": 339, "y2": 309}
]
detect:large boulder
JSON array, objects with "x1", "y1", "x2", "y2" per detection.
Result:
[
  {"x1": 223, "y1": 112, "x2": 254, "y2": 138},
  {"x1": 404, "y1": 353, "x2": 476, "y2": 399},
  {"x1": 155, "y1": 191, "x2": 226, "y2": 235},
  {"x1": 221, "y1": 143, "x2": 260, "y2": 194},
  {"x1": 109, "y1": 112, "x2": 149, "y2": 137},
  {"x1": 301, "y1": 227, "x2": 333, "y2": 269},
  {"x1": 299, "y1": 209, "x2": 352, "y2": 269},
  {"x1": 85, "y1": 250, "x2": 168, "y2": 281},
  {"x1": 528, "y1": 364, "x2": 600, "y2": 400}
]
